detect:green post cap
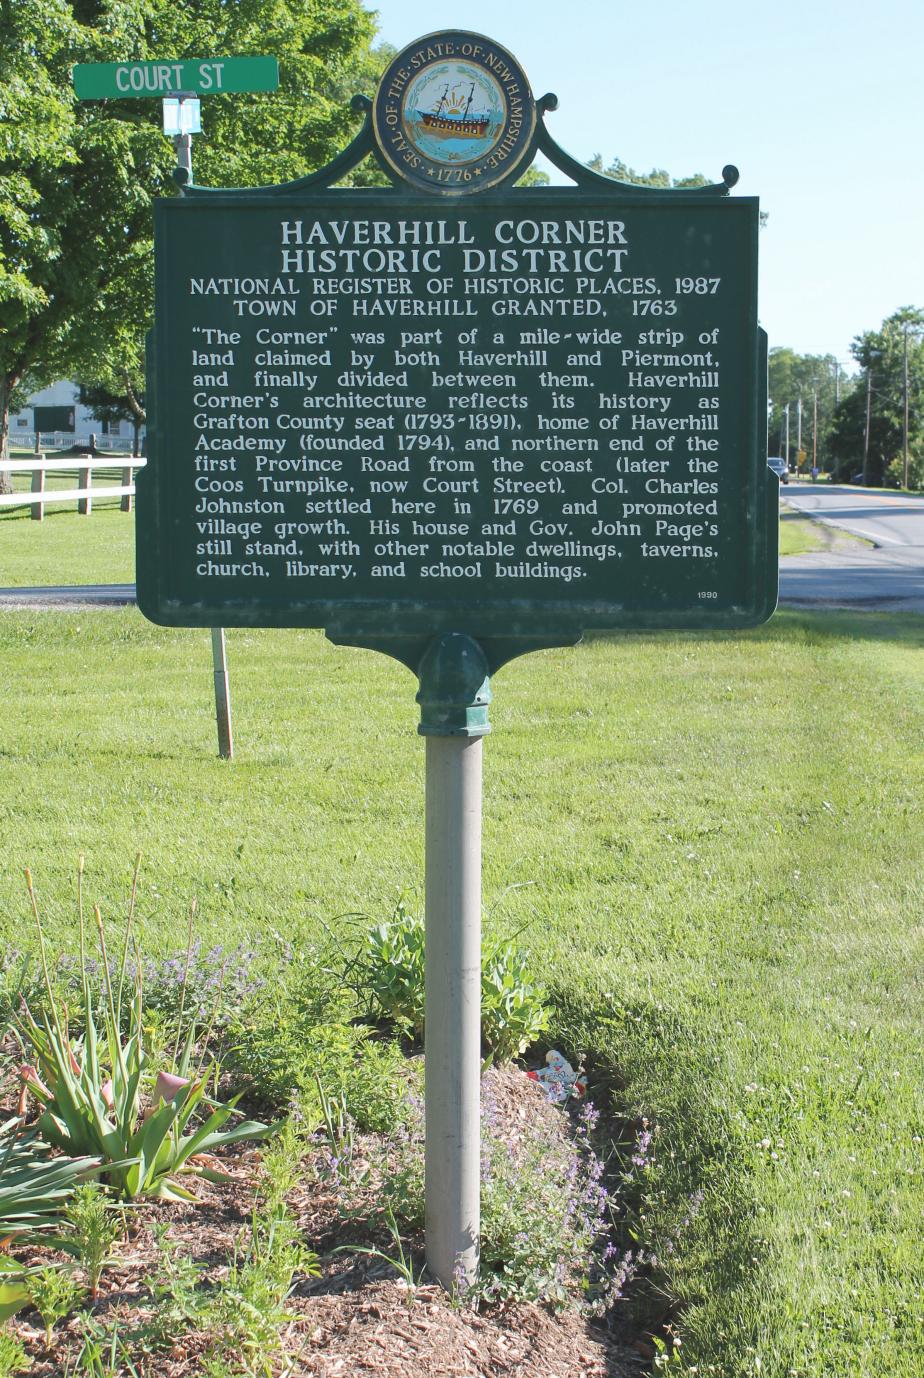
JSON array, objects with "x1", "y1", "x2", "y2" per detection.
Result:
[{"x1": 416, "y1": 634, "x2": 492, "y2": 738}]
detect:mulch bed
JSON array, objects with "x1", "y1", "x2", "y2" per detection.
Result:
[{"x1": 8, "y1": 1068, "x2": 649, "y2": 1377}]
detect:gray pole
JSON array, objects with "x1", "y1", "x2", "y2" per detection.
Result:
[
  {"x1": 172, "y1": 118, "x2": 233, "y2": 758},
  {"x1": 863, "y1": 370, "x2": 872, "y2": 486},
  {"x1": 903, "y1": 325, "x2": 910, "y2": 491},
  {"x1": 211, "y1": 627, "x2": 234, "y2": 760},
  {"x1": 424, "y1": 733, "x2": 482, "y2": 1287},
  {"x1": 784, "y1": 403, "x2": 790, "y2": 469},
  {"x1": 174, "y1": 131, "x2": 193, "y2": 182},
  {"x1": 416, "y1": 633, "x2": 491, "y2": 1292},
  {"x1": 797, "y1": 397, "x2": 802, "y2": 461}
]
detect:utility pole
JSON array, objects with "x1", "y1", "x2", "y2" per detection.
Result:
[
  {"x1": 812, "y1": 387, "x2": 818, "y2": 478},
  {"x1": 903, "y1": 325, "x2": 910, "y2": 490},
  {"x1": 797, "y1": 396, "x2": 802, "y2": 465},
  {"x1": 783, "y1": 403, "x2": 790, "y2": 469},
  {"x1": 863, "y1": 369, "x2": 872, "y2": 487}
]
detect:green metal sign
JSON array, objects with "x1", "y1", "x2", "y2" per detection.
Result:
[
  {"x1": 72, "y1": 56, "x2": 279, "y2": 100},
  {"x1": 137, "y1": 63, "x2": 776, "y2": 665}
]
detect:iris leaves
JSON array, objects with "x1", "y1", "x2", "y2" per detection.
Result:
[{"x1": 17, "y1": 863, "x2": 273, "y2": 1202}]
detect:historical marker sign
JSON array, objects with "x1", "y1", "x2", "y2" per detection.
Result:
[
  {"x1": 138, "y1": 32, "x2": 776, "y2": 644},
  {"x1": 72, "y1": 56, "x2": 279, "y2": 100}
]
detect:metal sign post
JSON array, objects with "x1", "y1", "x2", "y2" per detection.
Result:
[
  {"x1": 135, "y1": 29, "x2": 777, "y2": 1289},
  {"x1": 417, "y1": 634, "x2": 491, "y2": 1287},
  {"x1": 160, "y1": 92, "x2": 234, "y2": 761},
  {"x1": 210, "y1": 627, "x2": 234, "y2": 760}
]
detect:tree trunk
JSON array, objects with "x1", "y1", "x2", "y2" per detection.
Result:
[
  {"x1": 124, "y1": 373, "x2": 146, "y2": 458},
  {"x1": 0, "y1": 374, "x2": 12, "y2": 496}
]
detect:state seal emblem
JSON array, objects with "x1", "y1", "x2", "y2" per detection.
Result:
[{"x1": 373, "y1": 32, "x2": 536, "y2": 195}]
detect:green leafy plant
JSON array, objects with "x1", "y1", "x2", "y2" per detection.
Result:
[
  {"x1": 481, "y1": 940, "x2": 550, "y2": 1062},
  {"x1": 0, "y1": 1263, "x2": 30, "y2": 1328},
  {"x1": 361, "y1": 905, "x2": 549, "y2": 1060},
  {"x1": 0, "y1": 1329, "x2": 30, "y2": 1377},
  {"x1": 197, "y1": 1139, "x2": 319, "y2": 1377},
  {"x1": 362, "y1": 902, "x2": 426, "y2": 1035},
  {"x1": 226, "y1": 1008, "x2": 410, "y2": 1136},
  {"x1": 25, "y1": 1265, "x2": 82, "y2": 1347},
  {"x1": 314, "y1": 1077, "x2": 362, "y2": 1185},
  {"x1": 335, "y1": 1205, "x2": 425, "y2": 1311},
  {"x1": 133, "y1": 1224, "x2": 205, "y2": 1355},
  {"x1": 64, "y1": 1185, "x2": 122, "y2": 1301},
  {"x1": 17, "y1": 866, "x2": 273, "y2": 1201},
  {"x1": 0, "y1": 1119, "x2": 101, "y2": 1324},
  {"x1": 72, "y1": 1310, "x2": 142, "y2": 1377},
  {"x1": 0, "y1": 1117, "x2": 102, "y2": 1242}
]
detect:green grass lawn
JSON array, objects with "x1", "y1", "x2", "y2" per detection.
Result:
[
  {"x1": 779, "y1": 505, "x2": 829, "y2": 556},
  {"x1": 2, "y1": 462, "x2": 136, "y2": 584},
  {"x1": 1, "y1": 603, "x2": 922, "y2": 1376}
]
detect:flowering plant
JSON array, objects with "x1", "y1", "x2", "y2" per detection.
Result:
[{"x1": 16, "y1": 866, "x2": 273, "y2": 1201}]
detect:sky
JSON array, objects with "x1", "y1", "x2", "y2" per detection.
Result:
[{"x1": 368, "y1": 0, "x2": 923, "y2": 372}]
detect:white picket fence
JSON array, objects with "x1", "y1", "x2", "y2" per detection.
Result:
[
  {"x1": 13, "y1": 432, "x2": 140, "y2": 454},
  {"x1": 0, "y1": 455, "x2": 146, "y2": 519}
]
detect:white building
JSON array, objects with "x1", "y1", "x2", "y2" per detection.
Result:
[{"x1": 10, "y1": 381, "x2": 144, "y2": 446}]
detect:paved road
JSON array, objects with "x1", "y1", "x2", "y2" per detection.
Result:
[
  {"x1": 0, "y1": 583, "x2": 136, "y2": 608},
  {"x1": 783, "y1": 482, "x2": 924, "y2": 547},
  {"x1": 779, "y1": 483, "x2": 924, "y2": 611}
]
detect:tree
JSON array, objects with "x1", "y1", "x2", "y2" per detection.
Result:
[
  {"x1": 0, "y1": 0, "x2": 380, "y2": 490},
  {"x1": 587, "y1": 154, "x2": 709, "y2": 188},
  {"x1": 767, "y1": 349, "x2": 853, "y2": 474},
  {"x1": 828, "y1": 307, "x2": 924, "y2": 488},
  {"x1": 77, "y1": 379, "x2": 144, "y2": 454}
]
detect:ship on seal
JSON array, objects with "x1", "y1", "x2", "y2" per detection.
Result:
[{"x1": 418, "y1": 82, "x2": 492, "y2": 139}]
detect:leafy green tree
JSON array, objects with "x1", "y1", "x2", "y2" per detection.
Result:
[
  {"x1": 828, "y1": 307, "x2": 924, "y2": 487},
  {"x1": 77, "y1": 379, "x2": 144, "y2": 453},
  {"x1": 0, "y1": 0, "x2": 380, "y2": 489},
  {"x1": 587, "y1": 154, "x2": 709, "y2": 188},
  {"x1": 767, "y1": 349, "x2": 853, "y2": 474}
]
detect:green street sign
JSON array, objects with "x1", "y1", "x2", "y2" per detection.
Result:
[{"x1": 72, "y1": 56, "x2": 279, "y2": 100}]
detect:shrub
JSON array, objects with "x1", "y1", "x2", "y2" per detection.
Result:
[
  {"x1": 361, "y1": 902, "x2": 425, "y2": 1035},
  {"x1": 884, "y1": 451, "x2": 924, "y2": 490},
  {"x1": 26, "y1": 1265, "x2": 83, "y2": 1346},
  {"x1": 63, "y1": 1184, "x2": 121, "y2": 1301},
  {"x1": 0, "y1": 1330, "x2": 29, "y2": 1377}
]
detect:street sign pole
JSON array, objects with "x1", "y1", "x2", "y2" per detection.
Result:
[
  {"x1": 164, "y1": 98, "x2": 233, "y2": 757},
  {"x1": 168, "y1": 103, "x2": 236, "y2": 758},
  {"x1": 74, "y1": 57, "x2": 281, "y2": 759},
  {"x1": 417, "y1": 634, "x2": 491, "y2": 1290},
  {"x1": 173, "y1": 122, "x2": 193, "y2": 183}
]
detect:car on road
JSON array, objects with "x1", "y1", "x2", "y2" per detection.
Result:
[{"x1": 767, "y1": 456, "x2": 789, "y2": 484}]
